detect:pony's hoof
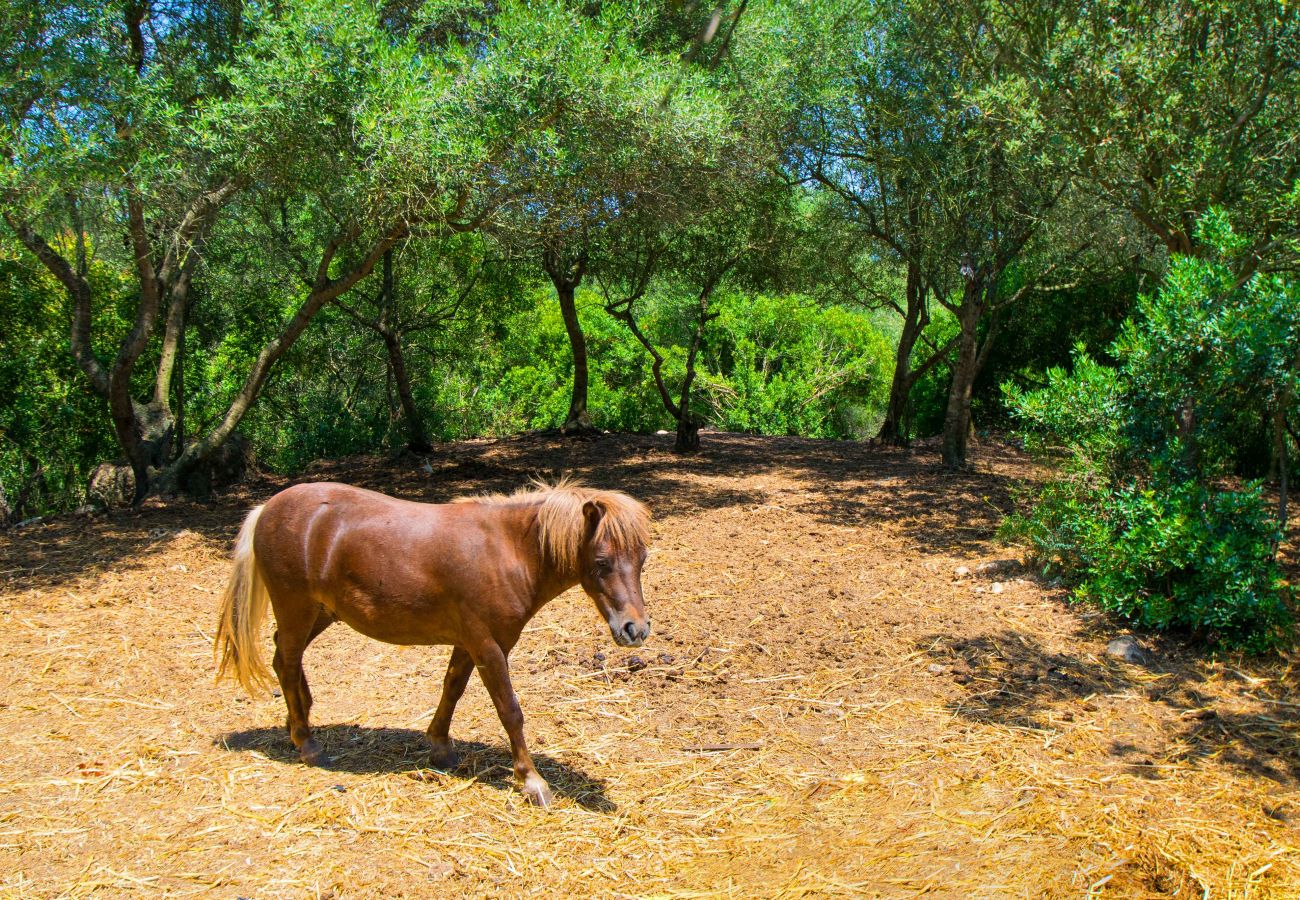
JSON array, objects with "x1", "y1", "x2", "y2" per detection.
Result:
[
  {"x1": 427, "y1": 742, "x2": 460, "y2": 771},
  {"x1": 299, "y1": 742, "x2": 332, "y2": 767},
  {"x1": 518, "y1": 772, "x2": 553, "y2": 809}
]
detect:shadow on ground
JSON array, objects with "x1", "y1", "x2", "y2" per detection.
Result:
[
  {"x1": 217, "y1": 725, "x2": 616, "y2": 812},
  {"x1": 1, "y1": 431, "x2": 1028, "y2": 588},
  {"x1": 919, "y1": 629, "x2": 1300, "y2": 788}
]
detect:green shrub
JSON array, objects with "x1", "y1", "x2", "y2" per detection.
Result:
[
  {"x1": 0, "y1": 246, "x2": 121, "y2": 517},
  {"x1": 1005, "y1": 475, "x2": 1290, "y2": 652},
  {"x1": 702, "y1": 291, "x2": 891, "y2": 438},
  {"x1": 1003, "y1": 214, "x2": 1296, "y2": 652}
]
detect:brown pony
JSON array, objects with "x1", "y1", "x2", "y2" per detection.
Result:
[{"x1": 215, "y1": 478, "x2": 651, "y2": 807}]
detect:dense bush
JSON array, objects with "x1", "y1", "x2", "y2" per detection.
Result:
[
  {"x1": 703, "y1": 292, "x2": 892, "y2": 438},
  {"x1": 1003, "y1": 218, "x2": 1297, "y2": 651},
  {"x1": 0, "y1": 249, "x2": 120, "y2": 520},
  {"x1": 84, "y1": 280, "x2": 894, "y2": 482}
]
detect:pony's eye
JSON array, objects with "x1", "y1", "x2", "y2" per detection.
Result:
[{"x1": 596, "y1": 559, "x2": 611, "y2": 572}]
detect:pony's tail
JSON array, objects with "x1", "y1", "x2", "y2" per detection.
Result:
[{"x1": 214, "y1": 505, "x2": 274, "y2": 696}]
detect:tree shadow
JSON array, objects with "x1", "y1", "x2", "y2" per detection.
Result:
[
  {"x1": 1, "y1": 431, "x2": 1031, "y2": 587},
  {"x1": 386, "y1": 430, "x2": 1027, "y2": 556},
  {"x1": 216, "y1": 724, "x2": 616, "y2": 812},
  {"x1": 918, "y1": 629, "x2": 1300, "y2": 786},
  {"x1": 0, "y1": 499, "x2": 247, "y2": 591}
]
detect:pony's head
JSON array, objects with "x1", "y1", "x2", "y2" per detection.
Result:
[
  {"x1": 576, "y1": 496, "x2": 651, "y2": 647},
  {"x1": 514, "y1": 479, "x2": 651, "y2": 647}
]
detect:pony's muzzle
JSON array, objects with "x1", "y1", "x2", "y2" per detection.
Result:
[{"x1": 611, "y1": 617, "x2": 650, "y2": 647}]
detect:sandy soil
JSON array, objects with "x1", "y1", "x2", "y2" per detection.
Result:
[{"x1": 1, "y1": 432, "x2": 1297, "y2": 898}]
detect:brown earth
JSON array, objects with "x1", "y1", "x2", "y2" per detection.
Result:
[{"x1": 1, "y1": 432, "x2": 1297, "y2": 898}]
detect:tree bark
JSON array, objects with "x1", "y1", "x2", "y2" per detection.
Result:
[
  {"x1": 378, "y1": 250, "x2": 431, "y2": 453},
  {"x1": 5, "y1": 178, "x2": 239, "y2": 504},
  {"x1": 381, "y1": 331, "x2": 431, "y2": 453},
  {"x1": 543, "y1": 248, "x2": 592, "y2": 434},
  {"x1": 675, "y1": 418, "x2": 701, "y2": 453},
  {"x1": 940, "y1": 281, "x2": 985, "y2": 469},
  {"x1": 173, "y1": 299, "x2": 187, "y2": 461},
  {"x1": 161, "y1": 226, "x2": 406, "y2": 487},
  {"x1": 556, "y1": 281, "x2": 592, "y2": 433},
  {"x1": 1274, "y1": 404, "x2": 1290, "y2": 556},
  {"x1": 673, "y1": 306, "x2": 710, "y2": 454},
  {"x1": 877, "y1": 261, "x2": 927, "y2": 445}
]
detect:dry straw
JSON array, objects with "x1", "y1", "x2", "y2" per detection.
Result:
[{"x1": 0, "y1": 434, "x2": 1296, "y2": 897}]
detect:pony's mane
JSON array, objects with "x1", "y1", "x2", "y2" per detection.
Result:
[{"x1": 460, "y1": 477, "x2": 650, "y2": 573}]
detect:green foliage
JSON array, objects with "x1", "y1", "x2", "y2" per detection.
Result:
[
  {"x1": 200, "y1": 282, "x2": 892, "y2": 474},
  {"x1": 0, "y1": 244, "x2": 117, "y2": 518},
  {"x1": 1004, "y1": 218, "x2": 1298, "y2": 651},
  {"x1": 702, "y1": 292, "x2": 891, "y2": 438},
  {"x1": 973, "y1": 272, "x2": 1139, "y2": 427},
  {"x1": 1003, "y1": 346, "x2": 1123, "y2": 463},
  {"x1": 993, "y1": 0, "x2": 1300, "y2": 267},
  {"x1": 1006, "y1": 476, "x2": 1288, "y2": 652}
]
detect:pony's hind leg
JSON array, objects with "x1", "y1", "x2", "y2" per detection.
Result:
[
  {"x1": 272, "y1": 604, "x2": 335, "y2": 766},
  {"x1": 426, "y1": 646, "x2": 474, "y2": 769}
]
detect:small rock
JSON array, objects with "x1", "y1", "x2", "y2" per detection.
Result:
[
  {"x1": 593, "y1": 652, "x2": 606, "y2": 663},
  {"x1": 655, "y1": 429, "x2": 670, "y2": 435},
  {"x1": 976, "y1": 559, "x2": 1021, "y2": 576},
  {"x1": 170, "y1": 563, "x2": 189, "y2": 573},
  {"x1": 953, "y1": 565, "x2": 972, "y2": 578},
  {"x1": 990, "y1": 582, "x2": 1005, "y2": 594},
  {"x1": 627, "y1": 655, "x2": 646, "y2": 672},
  {"x1": 1106, "y1": 636, "x2": 1149, "y2": 665},
  {"x1": 927, "y1": 663, "x2": 949, "y2": 676}
]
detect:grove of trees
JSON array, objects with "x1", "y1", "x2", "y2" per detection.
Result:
[{"x1": 2, "y1": 0, "x2": 1297, "y2": 648}]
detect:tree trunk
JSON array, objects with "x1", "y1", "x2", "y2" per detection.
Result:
[
  {"x1": 1275, "y1": 404, "x2": 1290, "y2": 554},
  {"x1": 556, "y1": 281, "x2": 593, "y2": 434},
  {"x1": 174, "y1": 307, "x2": 186, "y2": 461},
  {"x1": 877, "y1": 263, "x2": 927, "y2": 445},
  {"x1": 670, "y1": 294, "x2": 714, "y2": 455},
  {"x1": 940, "y1": 286, "x2": 983, "y2": 468},
  {"x1": 675, "y1": 418, "x2": 701, "y2": 452},
  {"x1": 543, "y1": 247, "x2": 593, "y2": 435},
  {"x1": 382, "y1": 332, "x2": 431, "y2": 452},
  {"x1": 377, "y1": 250, "x2": 431, "y2": 453},
  {"x1": 6, "y1": 180, "x2": 238, "y2": 506}
]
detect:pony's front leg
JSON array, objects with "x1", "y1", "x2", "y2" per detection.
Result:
[{"x1": 473, "y1": 641, "x2": 552, "y2": 808}]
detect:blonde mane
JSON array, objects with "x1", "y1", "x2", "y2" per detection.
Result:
[{"x1": 462, "y1": 477, "x2": 650, "y2": 573}]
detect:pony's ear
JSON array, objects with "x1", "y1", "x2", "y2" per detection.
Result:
[{"x1": 582, "y1": 500, "x2": 604, "y2": 536}]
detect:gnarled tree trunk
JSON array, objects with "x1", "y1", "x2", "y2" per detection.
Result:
[
  {"x1": 940, "y1": 298, "x2": 981, "y2": 468},
  {"x1": 5, "y1": 179, "x2": 238, "y2": 504},
  {"x1": 877, "y1": 261, "x2": 928, "y2": 445},
  {"x1": 378, "y1": 251, "x2": 431, "y2": 453},
  {"x1": 543, "y1": 247, "x2": 593, "y2": 435}
]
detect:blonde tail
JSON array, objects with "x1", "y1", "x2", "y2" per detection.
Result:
[{"x1": 214, "y1": 505, "x2": 274, "y2": 696}]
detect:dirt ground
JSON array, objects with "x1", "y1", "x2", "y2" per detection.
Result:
[{"x1": 1, "y1": 432, "x2": 1298, "y2": 898}]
